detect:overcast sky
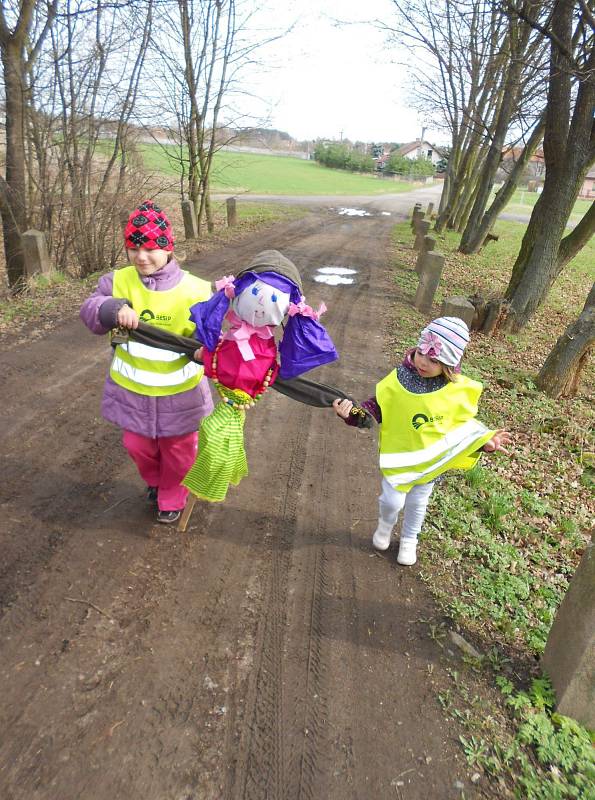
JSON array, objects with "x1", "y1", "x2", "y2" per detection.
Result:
[{"x1": 242, "y1": 0, "x2": 446, "y2": 146}]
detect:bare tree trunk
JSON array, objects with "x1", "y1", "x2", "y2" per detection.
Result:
[
  {"x1": 0, "y1": 39, "x2": 29, "y2": 288},
  {"x1": 459, "y1": 6, "x2": 537, "y2": 253},
  {"x1": 502, "y1": 0, "x2": 595, "y2": 332},
  {"x1": 503, "y1": 174, "x2": 585, "y2": 328},
  {"x1": 536, "y1": 283, "x2": 595, "y2": 398},
  {"x1": 459, "y1": 114, "x2": 545, "y2": 251},
  {"x1": 557, "y1": 200, "x2": 595, "y2": 270},
  {"x1": 454, "y1": 170, "x2": 482, "y2": 232},
  {"x1": 49, "y1": 0, "x2": 152, "y2": 277},
  {"x1": 0, "y1": 1, "x2": 57, "y2": 290}
]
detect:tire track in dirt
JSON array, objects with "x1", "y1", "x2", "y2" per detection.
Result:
[
  {"x1": 232, "y1": 412, "x2": 307, "y2": 799},
  {"x1": 228, "y1": 219, "x2": 380, "y2": 800}
]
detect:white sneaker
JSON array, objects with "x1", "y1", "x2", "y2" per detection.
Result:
[
  {"x1": 397, "y1": 539, "x2": 418, "y2": 566},
  {"x1": 372, "y1": 520, "x2": 393, "y2": 551}
]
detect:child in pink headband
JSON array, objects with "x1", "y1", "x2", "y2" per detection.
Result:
[{"x1": 333, "y1": 317, "x2": 511, "y2": 565}]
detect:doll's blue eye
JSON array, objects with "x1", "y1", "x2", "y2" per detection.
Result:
[
  {"x1": 271, "y1": 293, "x2": 278, "y2": 303},
  {"x1": 251, "y1": 286, "x2": 258, "y2": 295}
]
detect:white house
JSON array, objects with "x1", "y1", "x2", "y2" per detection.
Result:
[{"x1": 394, "y1": 140, "x2": 445, "y2": 166}]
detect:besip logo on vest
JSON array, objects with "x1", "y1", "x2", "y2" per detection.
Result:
[
  {"x1": 412, "y1": 413, "x2": 444, "y2": 430},
  {"x1": 140, "y1": 309, "x2": 173, "y2": 324}
]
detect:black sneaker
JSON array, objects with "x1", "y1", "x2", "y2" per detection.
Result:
[
  {"x1": 146, "y1": 486, "x2": 158, "y2": 504},
  {"x1": 157, "y1": 509, "x2": 182, "y2": 524}
]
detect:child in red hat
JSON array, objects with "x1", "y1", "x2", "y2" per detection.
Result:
[{"x1": 80, "y1": 200, "x2": 213, "y2": 524}]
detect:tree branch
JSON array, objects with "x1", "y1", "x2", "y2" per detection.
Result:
[{"x1": 557, "y1": 192, "x2": 595, "y2": 268}]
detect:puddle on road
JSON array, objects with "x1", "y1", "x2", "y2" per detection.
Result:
[
  {"x1": 330, "y1": 207, "x2": 392, "y2": 217},
  {"x1": 336, "y1": 207, "x2": 371, "y2": 217},
  {"x1": 317, "y1": 267, "x2": 357, "y2": 275},
  {"x1": 313, "y1": 265, "x2": 357, "y2": 286}
]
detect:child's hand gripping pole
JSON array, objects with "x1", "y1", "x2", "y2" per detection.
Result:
[
  {"x1": 332, "y1": 398, "x2": 371, "y2": 427},
  {"x1": 333, "y1": 398, "x2": 354, "y2": 418}
]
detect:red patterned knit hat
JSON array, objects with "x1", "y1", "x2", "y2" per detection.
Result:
[{"x1": 124, "y1": 200, "x2": 174, "y2": 251}]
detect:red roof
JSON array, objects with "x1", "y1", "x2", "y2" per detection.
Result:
[{"x1": 502, "y1": 146, "x2": 544, "y2": 163}]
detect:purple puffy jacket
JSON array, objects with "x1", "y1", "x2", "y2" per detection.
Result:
[{"x1": 80, "y1": 260, "x2": 214, "y2": 438}]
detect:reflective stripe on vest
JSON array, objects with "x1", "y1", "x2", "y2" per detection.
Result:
[
  {"x1": 109, "y1": 265, "x2": 211, "y2": 397},
  {"x1": 111, "y1": 355, "x2": 200, "y2": 388},
  {"x1": 120, "y1": 340, "x2": 189, "y2": 362},
  {"x1": 376, "y1": 371, "x2": 495, "y2": 492}
]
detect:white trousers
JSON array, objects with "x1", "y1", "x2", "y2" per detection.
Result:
[{"x1": 378, "y1": 478, "x2": 435, "y2": 543}]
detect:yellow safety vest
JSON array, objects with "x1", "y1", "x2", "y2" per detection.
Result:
[
  {"x1": 376, "y1": 371, "x2": 495, "y2": 492},
  {"x1": 110, "y1": 265, "x2": 211, "y2": 397}
]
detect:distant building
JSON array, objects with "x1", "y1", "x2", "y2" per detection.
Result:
[
  {"x1": 579, "y1": 167, "x2": 595, "y2": 199},
  {"x1": 393, "y1": 140, "x2": 446, "y2": 166},
  {"x1": 501, "y1": 145, "x2": 545, "y2": 179}
]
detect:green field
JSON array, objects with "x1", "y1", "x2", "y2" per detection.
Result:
[
  {"x1": 138, "y1": 143, "x2": 428, "y2": 196},
  {"x1": 499, "y1": 188, "x2": 590, "y2": 224}
]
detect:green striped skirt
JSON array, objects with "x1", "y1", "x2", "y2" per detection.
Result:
[{"x1": 182, "y1": 387, "x2": 249, "y2": 503}]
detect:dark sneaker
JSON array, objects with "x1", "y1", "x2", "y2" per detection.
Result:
[
  {"x1": 146, "y1": 486, "x2": 158, "y2": 504},
  {"x1": 157, "y1": 509, "x2": 182, "y2": 524}
]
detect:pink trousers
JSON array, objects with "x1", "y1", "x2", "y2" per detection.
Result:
[{"x1": 122, "y1": 430, "x2": 198, "y2": 511}]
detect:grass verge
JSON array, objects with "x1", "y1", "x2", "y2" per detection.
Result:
[
  {"x1": 501, "y1": 189, "x2": 591, "y2": 226},
  {"x1": 388, "y1": 219, "x2": 594, "y2": 798}
]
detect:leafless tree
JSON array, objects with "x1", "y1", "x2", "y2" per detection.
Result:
[
  {"x1": 459, "y1": 110, "x2": 545, "y2": 252},
  {"x1": 0, "y1": 0, "x2": 58, "y2": 290},
  {"x1": 382, "y1": 1, "x2": 547, "y2": 239},
  {"x1": 47, "y1": 0, "x2": 154, "y2": 276},
  {"x1": 383, "y1": 1, "x2": 500, "y2": 232},
  {"x1": 0, "y1": 1, "x2": 157, "y2": 287},
  {"x1": 501, "y1": 0, "x2": 595, "y2": 332},
  {"x1": 458, "y1": 0, "x2": 548, "y2": 253},
  {"x1": 148, "y1": 0, "x2": 282, "y2": 236}
]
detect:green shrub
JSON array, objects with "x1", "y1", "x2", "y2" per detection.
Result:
[
  {"x1": 314, "y1": 142, "x2": 375, "y2": 173},
  {"x1": 386, "y1": 153, "x2": 435, "y2": 177}
]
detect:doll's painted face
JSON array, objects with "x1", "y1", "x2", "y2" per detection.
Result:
[{"x1": 233, "y1": 279, "x2": 291, "y2": 327}]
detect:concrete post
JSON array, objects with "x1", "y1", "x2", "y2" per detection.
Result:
[
  {"x1": 423, "y1": 234, "x2": 437, "y2": 253},
  {"x1": 414, "y1": 220, "x2": 432, "y2": 250},
  {"x1": 21, "y1": 230, "x2": 51, "y2": 278},
  {"x1": 542, "y1": 531, "x2": 595, "y2": 729},
  {"x1": 426, "y1": 202, "x2": 434, "y2": 217},
  {"x1": 181, "y1": 200, "x2": 198, "y2": 239},
  {"x1": 414, "y1": 251, "x2": 445, "y2": 313},
  {"x1": 440, "y1": 296, "x2": 476, "y2": 328},
  {"x1": 226, "y1": 197, "x2": 237, "y2": 227},
  {"x1": 411, "y1": 208, "x2": 424, "y2": 231},
  {"x1": 414, "y1": 236, "x2": 437, "y2": 274},
  {"x1": 411, "y1": 203, "x2": 422, "y2": 221}
]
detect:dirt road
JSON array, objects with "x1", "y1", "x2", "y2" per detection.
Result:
[{"x1": 1, "y1": 194, "x2": 483, "y2": 799}]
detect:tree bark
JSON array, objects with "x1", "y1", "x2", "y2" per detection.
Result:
[
  {"x1": 0, "y1": 40, "x2": 28, "y2": 288},
  {"x1": 459, "y1": 8, "x2": 536, "y2": 254},
  {"x1": 503, "y1": 172, "x2": 586, "y2": 329},
  {"x1": 460, "y1": 113, "x2": 546, "y2": 252},
  {"x1": 536, "y1": 283, "x2": 595, "y2": 398},
  {"x1": 557, "y1": 200, "x2": 595, "y2": 270},
  {"x1": 502, "y1": 0, "x2": 595, "y2": 332},
  {"x1": 0, "y1": 0, "x2": 57, "y2": 290}
]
